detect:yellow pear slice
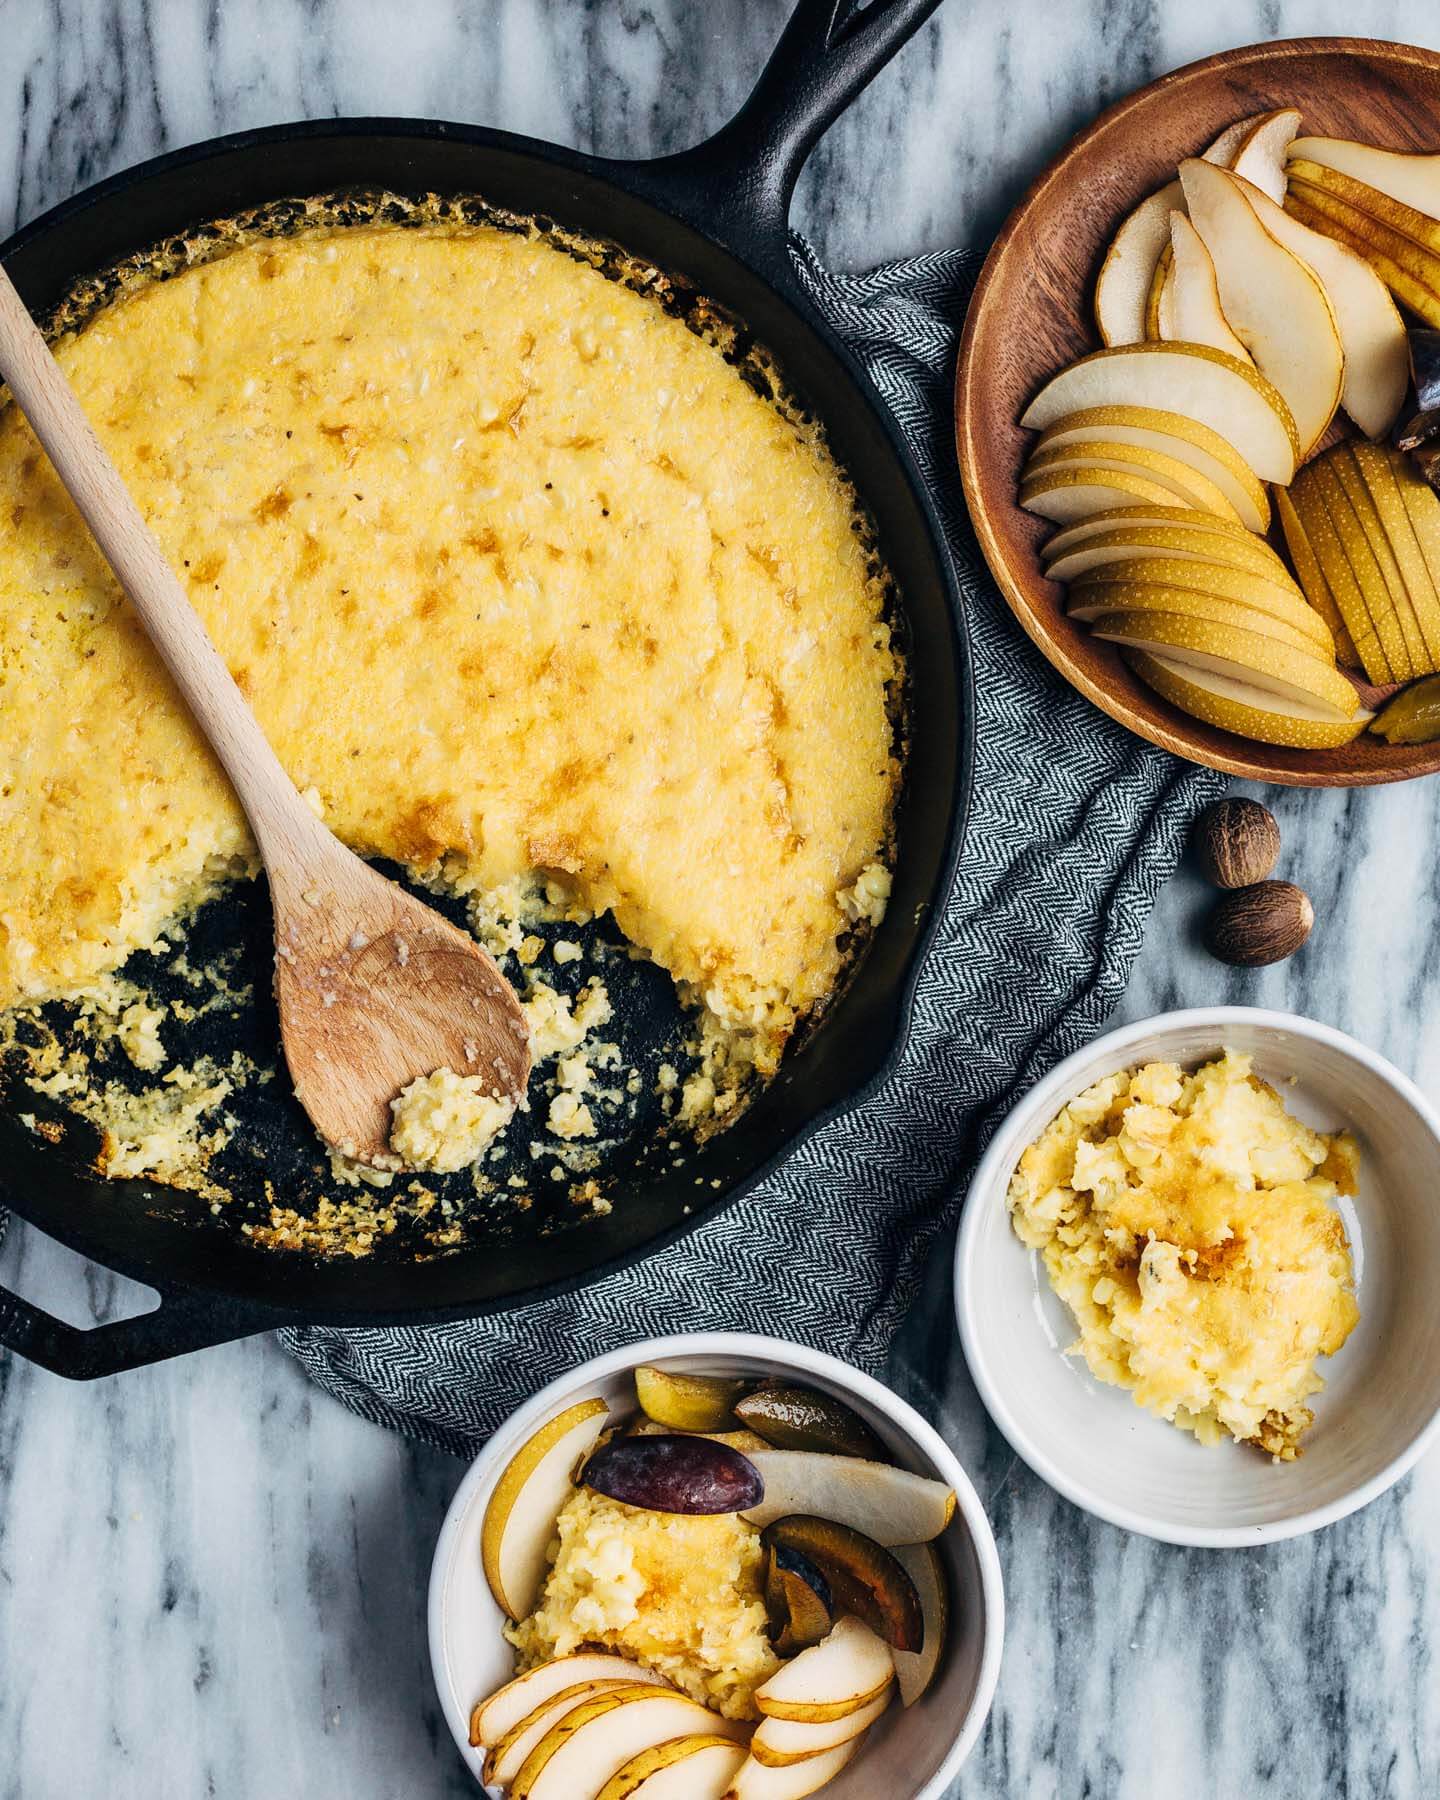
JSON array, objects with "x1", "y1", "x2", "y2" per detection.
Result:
[
  {"x1": 1351, "y1": 442, "x2": 1440, "y2": 670},
  {"x1": 723, "y1": 1737, "x2": 866, "y2": 1800},
  {"x1": 1290, "y1": 137, "x2": 1440, "y2": 221},
  {"x1": 1158, "y1": 212, "x2": 1253, "y2": 366},
  {"x1": 1306, "y1": 457, "x2": 1413, "y2": 680},
  {"x1": 1020, "y1": 344, "x2": 1298, "y2": 484},
  {"x1": 1233, "y1": 177, "x2": 1408, "y2": 439},
  {"x1": 596, "y1": 1735, "x2": 748, "y2": 1800},
  {"x1": 481, "y1": 1397, "x2": 609, "y2": 1619},
  {"x1": 1330, "y1": 449, "x2": 1430, "y2": 674},
  {"x1": 891, "y1": 1543, "x2": 948, "y2": 1708},
  {"x1": 1274, "y1": 486, "x2": 1361, "y2": 667},
  {"x1": 1067, "y1": 565, "x2": 1331, "y2": 651},
  {"x1": 486, "y1": 1680, "x2": 658, "y2": 1787},
  {"x1": 1044, "y1": 525, "x2": 1287, "y2": 586},
  {"x1": 1069, "y1": 586, "x2": 1327, "y2": 657},
  {"x1": 1035, "y1": 407, "x2": 1268, "y2": 530},
  {"x1": 1178, "y1": 158, "x2": 1344, "y2": 456},
  {"x1": 1286, "y1": 475, "x2": 1392, "y2": 683},
  {"x1": 1144, "y1": 244, "x2": 1173, "y2": 342},
  {"x1": 1290, "y1": 160, "x2": 1440, "y2": 254},
  {"x1": 1088, "y1": 610, "x2": 1360, "y2": 713},
  {"x1": 1020, "y1": 467, "x2": 1198, "y2": 523},
  {"x1": 1023, "y1": 440, "x2": 1242, "y2": 521},
  {"x1": 755, "y1": 1617, "x2": 895, "y2": 1724},
  {"x1": 1285, "y1": 179, "x2": 1440, "y2": 329},
  {"x1": 1127, "y1": 649, "x2": 1371, "y2": 747},
  {"x1": 750, "y1": 1688, "x2": 893, "y2": 1769},
  {"x1": 740, "y1": 1451, "x2": 956, "y2": 1542},
  {"x1": 1041, "y1": 505, "x2": 1264, "y2": 560},
  {"x1": 1230, "y1": 109, "x2": 1303, "y2": 204},
  {"x1": 1391, "y1": 458, "x2": 1440, "y2": 662},
  {"x1": 472, "y1": 1656, "x2": 672, "y2": 1749},
  {"x1": 512, "y1": 1689, "x2": 744, "y2": 1800}
]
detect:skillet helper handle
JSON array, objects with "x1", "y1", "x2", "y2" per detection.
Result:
[
  {"x1": 0, "y1": 1275, "x2": 284, "y2": 1380},
  {"x1": 646, "y1": 0, "x2": 946, "y2": 287},
  {"x1": 0, "y1": 263, "x2": 328, "y2": 872}
]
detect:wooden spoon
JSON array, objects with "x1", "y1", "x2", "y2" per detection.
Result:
[{"x1": 0, "y1": 264, "x2": 532, "y2": 1166}]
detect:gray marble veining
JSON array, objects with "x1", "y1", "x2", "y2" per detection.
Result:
[{"x1": 3, "y1": 2, "x2": 1440, "y2": 1796}]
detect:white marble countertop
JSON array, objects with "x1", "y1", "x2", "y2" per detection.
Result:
[{"x1": 4, "y1": 2, "x2": 1440, "y2": 1796}]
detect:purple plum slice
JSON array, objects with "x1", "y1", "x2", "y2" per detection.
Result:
[
  {"x1": 582, "y1": 1433, "x2": 764, "y2": 1515},
  {"x1": 735, "y1": 1385, "x2": 887, "y2": 1461},
  {"x1": 762, "y1": 1515, "x2": 923, "y2": 1653},
  {"x1": 765, "y1": 1544, "x2": 835, "y2": 1656}
]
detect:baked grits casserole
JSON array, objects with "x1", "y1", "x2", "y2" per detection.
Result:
[
  {"x1": 505, "y1": 1486, "x2": 779, "y2": 1720},
  {"x1": 1008, "y1": 1050, "x2": 1360, "y2": 1459}
]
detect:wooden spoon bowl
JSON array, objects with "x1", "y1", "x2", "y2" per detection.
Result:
[{"x1": 957, "y1": 37, "x2": 1440, "y2": 786}]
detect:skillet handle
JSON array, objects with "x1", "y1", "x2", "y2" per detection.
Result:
[
  {"x1": 634, "y1": 0, "x2": 945, "y2": 287},
  {"x1": 0, "y1": 1270, "x2": 283, "y2": 1380}
]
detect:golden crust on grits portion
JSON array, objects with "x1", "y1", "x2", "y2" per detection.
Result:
[
  {"x1": 1008, "y1": 1051, "x2": 1359, "y2": 1459},
  {"x1": 0, "y1": 225, "x2": 898, "y2": 1068},
  {"x1": 505, "y1": 1486, "x2": 779, "y2": 1720}
]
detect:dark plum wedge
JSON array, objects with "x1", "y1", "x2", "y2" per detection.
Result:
[
  {"x1": 762, "y1": 1514, "x2": 924, "y2": 1653},
  {"x1": 765, "y1": 1543, "x2": 835, "y2": 1656},
  {"x1": 735, "y1": 1385, "x2": 887, "y2": 1461},
  {"x1": 582, "y1": 1433, "x2": 765, "y2": 1515}
]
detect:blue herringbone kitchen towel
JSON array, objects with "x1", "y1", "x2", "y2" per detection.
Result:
[{"x1": 281, "y1": 241, "x2": 1227, "y2": 1456}]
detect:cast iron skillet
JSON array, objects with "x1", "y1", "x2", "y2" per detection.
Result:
[{"x1": 0, "y1": 0, "x2": 971, "y2": 1378}]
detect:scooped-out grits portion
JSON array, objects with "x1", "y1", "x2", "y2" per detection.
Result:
[
  {"x1": 1008, "y1": 1050, "x2": 1360, "y2": 1459},
  {"x1": 0, "y1": 218, "x2": 899, "y2": 1085}
]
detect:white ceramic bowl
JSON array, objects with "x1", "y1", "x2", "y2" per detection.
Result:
[
  {"x1": 956, "y1": 1006, "x2": 1440, "y2": 1547},
  {"x1": 429, "y1": 1331, "x2": 1004, "y2": 1798}
]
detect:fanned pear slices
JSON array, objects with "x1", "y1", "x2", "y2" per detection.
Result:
[
  {"x1": 754, "y1": 1617, "x2": 895, "y2": 1724},
  {"x1": 1069, "y1": 583, "x2": 1326, "y2": 658},
  {"x1": 750, "y1": 1688, "x2": 893, "y2": 1768},
  {"x1": 1274, "y1": 487, "x2": 1359, "y2": 667},
  {"x1": 1285, "y1": 177, "x2": 1440, "y2": 331},
  {"x1": 472, "y1": 1654, "x2": 672, "y2": 1750},
  {"x1": 1019, "y1": 466, "x2": 1195, "y2": 523},
  {"x1": 1157, "y1": 212, "x2": 1252, "y2": 366},
  {"x1": 1178, "y1": 158, "x2": 1343, "y2": 457},
  {"x1": 1089, "y1": 610, "x2": 1360, "y2": 715},
  {"x1": 1044, "y1": 523, "x2": 1288, "y2": 586},
  {"x1": 1040, "y1": 505, "x2": 1265, "y2": 561},
  {"x1": 1290, "y1": 136, "x2": 1440, "y2": 218},
  {"x1": 1067, "y1": 563, "x2": 1332, "y2": 652},
  {"x1": 596, "y1": 1736, "x2": 747, "y2": 1800},
  {"x1": 1022, "y1": 439, "x2": 1241, "y2": 521},
  {"x1": 723, "y1": 1737, "x2": 865, "y2": 1800},
  {"x1": 510, "y1": 1689, "x2": 745, "y2": 1800},
  {"x1": 1032, "y1": 405, "x2": 1267, "y2": 530},
  {"x1": 1287, "y1": 471, "x2": 1392, "y2": 683},
  {"x1": 1126, "y1": 650, "x2": 1371, "y2": 748},
  {"x1": 1020, "y1": 344, "x2": 1299, "y2": 485}
]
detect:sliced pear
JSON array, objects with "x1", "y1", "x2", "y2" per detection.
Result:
[
  {"x1": 1178, "y1": 158, "x2": 1343, "y2": 456},
  {"x1": 1144, "y1": 243, "x2": 1173, "y2": 342},
  {"x1": 1355, "y1": 442, "x2": 1440, "y2": 669},
  {"x1": 1087, "y1": 610, "x2": 1361, "y2": 714},
  {"x1": 1066, "y1": 551, "x2": 1326, "y2": 632},
  {"x1": 1229, "y1": 109, "x2": 1302, "y2": 204},
  {"x1": 754, "y1": 1617, "x2": 895, "y2": 1724},
  {"x1": 1158, "y1": 212, "x2": 1253, "y2": 365},
  {"x1": 1020, "y1": 467, "x2": 1198, "y2": 523},
  {"x1": 1285, "y1": 180, "x2": 1440, "y2": 329},
  {"x1": 482, "y1": 1398, "x2": 609, "y2": 1620},
  {"x1": 1023, "y1": 440, "x2": 1242, "y2": 521},
  {"x1": 891, "y1": 1544, "x2": 948, "y2": 1709},
  {"x1": 1020, "y1": 343, "x2": 1299, "y2": 484},
  {"x1": 1127, "y1": 649, "x2": 1371, "y2": 747},
  {"x1": 1274, "y1": 486, "x2": 1360, "y2": 667},
  {"x1": 1330, "y1": 449, "x2": 1430, "y2": 673},
  {"x1": 750, "y1": 1688, "x2": 893, "y2": 1768},
  {"x1": 512, "y1": 1688, "x2": 745, "y2": 1800},
  {"x1": 596, "y1": 1736, "x2": 748, "y2": 1800},
  {"x1": 1034, "y1": 406, "x2": 1268, "y2": 531},
  {"x1": 1287, "y1": 474, "x2": 1392, "y2": 684},
  {"x1": 471, "y1": 1655, "x2": 671, "y2": 1749},
  {"x1": 1289, "y1": 161, "x2": 1440, "y2": 256},
  {"x1": 1045, "y1": 525, "x2": 1287, "y2": 586},
  {"x1": 1392, "y1": 457, "x2": 1440, "y2": 658},
  {"x1": 1307, "y1": 457, "x2": 1413, "y2": 680},
  {"x1": 1069, "y1": 586, "x2": 1327, "y2": 657},
  {"x1": 724, "y1": 1737, "x2": 865, "y2": 1800},
  {"x1": 1041, "y1": 504, "x2": 1265, "y2": 561},
  {"x1": 741, "y1": 1452, "x2": 956, "y2": 1543},
  {"x1": 1290, "y1": 137, "x2": 1440, "y2": 221},
  {"x1": 486, "y1": 1680, "x2": 653, "y2": 1788},
  {"x1": 1234, "y1": 177, "x2": 1407, "y2": 439}
]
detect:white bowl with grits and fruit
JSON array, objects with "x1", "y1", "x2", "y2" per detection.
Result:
[{"x1": 428, "y1": 1334, "x2": 1003, "y2": 1799}]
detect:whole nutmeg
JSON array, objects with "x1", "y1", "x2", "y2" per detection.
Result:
[
  {"x1": 1204, "y1": 880, "x2": 1314, "y2": 967},
  {"x1": 1194, "y1": 798, "x2": 1281, "y2": 889}
]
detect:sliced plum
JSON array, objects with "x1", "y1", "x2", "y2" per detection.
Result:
[
  {"x1": 762, "y1": 1515, "x2": 923, "y2": 1654},
  {"x1": 765, "y1": 1544, "x2": 835, "y2": 1656},
  {"x1": 734, "y1": 1386, "x2": 886, "y2": 1461},
  {"x1": 582, "y1": 1433, "x2": 764, "y2": 1515}
]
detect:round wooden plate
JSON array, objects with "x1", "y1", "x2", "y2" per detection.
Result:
[{"x1": 956, "y1": 37, "x2": 1440, "y2": 787}]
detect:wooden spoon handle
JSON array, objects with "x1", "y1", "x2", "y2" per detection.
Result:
[{"x1": 0, "y1": 262, "x2": 325, "y2": 868}]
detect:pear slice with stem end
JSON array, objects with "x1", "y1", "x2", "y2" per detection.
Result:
[
  {"x1": 1087, "y1": 610, "x2": 1361, "y2": 713},
  {"x1": 1330, "y1": 448, "x2": 1432, "y2": 674},
  {"x1": 1023, "y1": 440, "x2": 1242, "y2": 521},
  {"x1": 470, "y1": 1655, "x2": 671, "y2": 1749},
  {"x1": 1274, "y1": 486, "x2": 1360, "y2": 667},
  {"x1": 741, "y1": 1451, "x2": 956, "y2": 1543},
  {"x1": 1041, "y1": 504, "x2": 1266, "y2": 560},
  {"x1": 754, "y1": 1616, "x2": 895, "y2": 1724},
  {"x1": 482, "y1": 1398, "x2": 609, "y2": 1620},
  {"x1": 1020, "y1": 343, "x2": 1299, "y2": 484},
  {"x1": 486, "y1": 1681, "x2": 655, "y2": 1788},
  {"x1": 1158, "y1": 213, "x2": 1253, "y2": 365},
  {"x1": 1044, "y1": 525, "x2": 1288, "y2": 586},
  {"x1": 596, "y1": 1736, "x2": 748, "y2": 1800},
  {"x1": 1233, "y1": 178, "x2": 1408, "y2": 439},
  {"x1": 1067, "y1": 565, "x2": 1332, "y2": 652},
  {"x1": 512, "y1": 1689, "x2": 745, "y2": 1800},
  {"x1": 891, "y1": 1543, "x2": 949, "y2": 1709},
  {"x1": 1230, "y1": 109, "x2": 1303, "y2": 204},
  {"x1": 1306, "y1": 457, "x2": 1414, "y2": 680},
  {"x1": 1287, "y1": 473, "x2": 1392, "y2": 683},
  {"x1": 1126, "y1": 649, "x2": 1371, "y2": 747},
  {"x1": 1290, "y1": 137, "x2": 1440, "y2": 221},
  {"x1": 723, "y1": 1737, "x2": 866, "y2": 1800},
  {"x1": 750, "y1": 1688, "x2": 893, "y2": 1768},
  {"x1": 1285, "y1": 182, "x2": 1440, "y2": 329},
  {"x1": 1020, "y1": 467, "x2": 1200, "y2": 523},
  {"x1": 1348, "y1": 441, "x2": 1440, "y2": 667},
  {"x1": 1034, "y1": 405, "x2": 1268, "y2": 531},
  {"x1": 1178, "y1": 158, "x2": 1344, "y2": 456},
  {"x1": 1069, "y1": 585, "x2": 1329, "y2": 657}
]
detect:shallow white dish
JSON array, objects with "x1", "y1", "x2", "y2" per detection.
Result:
[
  {"x1": 428, "y1": 1331, "x2": 1004, "y2": 1798},
  {"x1": 956, "y1": 1006, "x2": 1440, "y2": 1547}
]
